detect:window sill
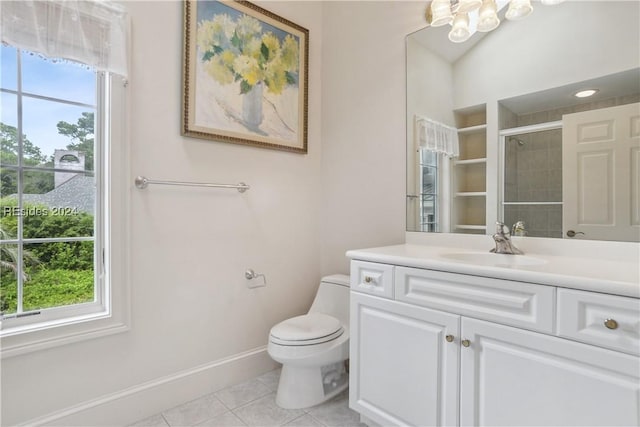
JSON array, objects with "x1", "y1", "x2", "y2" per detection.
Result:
[{"x1": 0, "y1": 308, "x2": 129, "y2": 358}]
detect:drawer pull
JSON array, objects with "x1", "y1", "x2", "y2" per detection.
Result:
[
  {"x1": 604, "y1": 318, "x2": 619, "y2": 330},
  {"x1": 461, "y1": 339, "x2": 471, "y2": 347},
  {"x1": 364, "y1": 276, "x2": 373, "y2": 283},
  {"x1": 445, "y1": 335, "x2": 454, "y2": 343}
]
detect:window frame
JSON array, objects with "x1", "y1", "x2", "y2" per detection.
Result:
[
  {"x1": 1, "y1": 49, "x2": 102, "y2": 324},
  {"x1": 0, "y1": 62, "x2": 130, "y2": 358}
]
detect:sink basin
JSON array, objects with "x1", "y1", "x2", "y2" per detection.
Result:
[{"x1": 440, "y1": 252, "x2": 547, "y2": 267}]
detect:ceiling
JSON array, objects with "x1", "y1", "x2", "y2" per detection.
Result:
[
  {"x1": 409, "y1": 0, "x2": 513, "y2": 63},
  {"x1": 499, "y1": 68, "x2": 640, "y2": 115},
  {"x1": 408, "y1": 2, "x2": 640, "y2": 114}
]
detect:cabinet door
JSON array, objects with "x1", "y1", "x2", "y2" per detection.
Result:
[
  {"x1": 460, "y1": 318, "x2": 640, "y2": 426},
  {"x1": 350, "y1": 292, "x2": 460, "y2": 427}
]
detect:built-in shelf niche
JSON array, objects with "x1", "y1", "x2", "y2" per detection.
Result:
[{"x1": 453, "y1": 105, "x2": 487, "y2": 234}]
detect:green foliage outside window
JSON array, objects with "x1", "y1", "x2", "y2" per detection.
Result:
[
  {"x1": 0, "y1": 112, "x2": 96, "y2": 316},
  {"x1": 0, "y1": 199, "x2": 95, "y2": 314},
  {"x1": 1, "y1": 269, "x2": 94, "y2": 313},
  {"x1": 0, "y1": 123, "x2": 54, "y2": 196}
]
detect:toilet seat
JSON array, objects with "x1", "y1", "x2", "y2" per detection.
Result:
[{"x1": 270, "y1": 313, "x2": 344, "y2": 346}]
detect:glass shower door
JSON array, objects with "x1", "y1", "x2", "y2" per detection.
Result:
[{"x1": 501, "y1": 127, "x2": 563, "y2": 238}]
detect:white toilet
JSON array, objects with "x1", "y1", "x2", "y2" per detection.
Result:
[{"x1": 267, "y1": 274, "x2": 350, "y2": 409}]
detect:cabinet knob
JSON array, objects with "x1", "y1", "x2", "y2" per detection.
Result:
[
  {"x1": 604, "y1": 318, "x2": 618, "y2": 330},
  {"x1": 445, "y1": 335, "x2": 454, "y2": 343},
  {"x1": 461, "y1": 339, "x2": 471, "y2": 347},
  {"x1": 364, "y1": 276, "x2": 373, "y2": 283}
]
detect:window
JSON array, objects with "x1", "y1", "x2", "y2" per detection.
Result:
[
  {"x1": 0, "y1": 1, "x2": 130, "y2": 356},
  {"x1": 419, "y1": 149, "x2": 439, "y2": 232},
  {"x1": 1, "y1": 45, "x2": 103, "y2": 326},
  {"x1": 411, "y1": 116, "x2": 458, "y2": 233}
]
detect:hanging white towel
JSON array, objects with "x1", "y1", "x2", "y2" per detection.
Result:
[{"x1": 415, "y1": 115, "x2": 459, "y2": 158}]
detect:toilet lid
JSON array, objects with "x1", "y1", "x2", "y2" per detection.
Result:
[{"x1": 270, "y1": 313, "x2": 343, "y2": 345}]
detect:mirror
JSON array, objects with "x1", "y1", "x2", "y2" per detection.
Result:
[{"x1": 406, "y1": 1, "x2": 640, "y2": 241}]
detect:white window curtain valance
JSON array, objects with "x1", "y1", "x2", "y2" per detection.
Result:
[
  {"x1": 1, "y1": 0, "x2": 129, "y2": 78},
  {"x1": 415, "y1": 115, "x2": 459, "y2": 158}
]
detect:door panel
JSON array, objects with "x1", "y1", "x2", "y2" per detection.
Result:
[
  {"x1": 460, "y1": 318, "x2": 640, "y2": 426},
  {"x1": 350, "y1": 292, "x2": 460, "y2": 427},
  {"x1": 577, "y1": 150, "x2": 613, "y2": 224},
  {"x1": 563, "y1": 102, "x2": 640, "y2": 241}
]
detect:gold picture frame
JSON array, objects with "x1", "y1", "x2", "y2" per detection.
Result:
[{"x1": 182, "y1": 0, "x2": 309, "y2": 153}]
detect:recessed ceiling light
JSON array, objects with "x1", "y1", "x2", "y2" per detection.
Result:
[{"x1": 574, "y1": 89, "x2": 599, "y2": 98}]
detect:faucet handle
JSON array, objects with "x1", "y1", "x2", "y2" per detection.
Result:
[{"x1": 512, "y1": 221, "x2": 526, "y2": 236}]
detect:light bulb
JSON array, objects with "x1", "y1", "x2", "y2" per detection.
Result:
[
  {"x1": 428, "y1": 0, "x2": 453, "y2": 27},
  {"x1": 477, "y1": 0, "x2": 500, "y2": 32},
  {"x1": 505, "y1": 0, "x2": 533, "y2": 20},
  {"x1": 574, "y1": 89, "x2": 599, "y2": 98},
  {"x1": 457, "y1": 0, "x2": 482, "y2": 13},
  {"x1": 448, "y1": 12, "x2": 471, "y2": 43}
]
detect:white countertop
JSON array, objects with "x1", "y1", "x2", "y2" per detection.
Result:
[{"x1": 346, "y1": 243, "x2": 640, "y2": 298}]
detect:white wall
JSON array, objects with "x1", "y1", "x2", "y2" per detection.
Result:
[
  {"x1": 2, "y1": 1, "x2": 435, "y2": 424},
  {"x1": 453, "y1": 1, "x2": 640, "y2": 109},
  {"x1": 405, "y1": 38, "x2": 455, "y2": 230},
  {"x1": 1, "y1": 1, "x2": 324, "y2": 425},
  {"x1": 320, "y1": 1, "x2": 426, "y2": 274},
  {"x1": 407, "y1": 38, "x2": 455, "y2": 128}
]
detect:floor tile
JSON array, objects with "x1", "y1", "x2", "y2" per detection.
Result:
[
  {"x1": 214, "y1": 378, "x2": 272, "y2": 409},
  {"x1": 196, "y1": 411, "x2": 247, "y2": 427},
  {"x1": 307, "y1": 391, "x2": 364, "y2": 427},
  {"x1": 162, "y1": 393, "x2": 228, "y2": 426},
  {"x1": 129, "y1": 413, "x2": 170, "y2": 426},
  {"x1": 283, "y1": 414, "x2": 326, "y2": 427},
  {"x1": 255, "y1": 368, "x2": 281, "y2": 392},
  {"x1": 233, "y1": 393, "x2": 305, "y2": 427}
]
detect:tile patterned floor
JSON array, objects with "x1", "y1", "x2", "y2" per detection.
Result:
[{"x1": 130, "y1": 369, "x2": 365, "y2": 427}]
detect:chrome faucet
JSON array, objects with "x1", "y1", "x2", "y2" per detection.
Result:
[{"x1": 490, "y1": 222, "x2": 523, "y2": 255}]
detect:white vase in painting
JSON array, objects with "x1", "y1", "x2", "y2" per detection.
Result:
[{"x1": 243, "y1": 82, "x2": 263, "y2": 128}]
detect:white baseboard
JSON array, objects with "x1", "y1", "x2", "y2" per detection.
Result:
[
  {"x1": 359, "y1": 414, "x2": 380, "y2": 427},
  {"x1": 21, "y1": 346, "x2": 278, "y2": 427}
]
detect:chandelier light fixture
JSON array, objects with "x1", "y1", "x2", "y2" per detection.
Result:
[{"x1": 426, "y1": 0, "x2": 566, "y2": 43}]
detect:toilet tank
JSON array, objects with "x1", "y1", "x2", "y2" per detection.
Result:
[{"x1": 308, "y1": 274, "x2": 350, "y2": 327}]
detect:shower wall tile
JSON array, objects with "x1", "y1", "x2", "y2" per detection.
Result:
[
  {"x1": 499, "y1": 104, "x2": 518, "y2": 129},
  {"x1": 549, "y1": 190, "x2": 563, "y2": 202}
]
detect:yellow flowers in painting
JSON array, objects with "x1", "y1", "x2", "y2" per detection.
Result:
[{"x1": 197, "y1": 13, "x2": 299, "y2": 96}]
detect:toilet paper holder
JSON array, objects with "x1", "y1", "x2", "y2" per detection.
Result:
[{"x1": 245, "y1": 269, "x2": 267, "y2": 288}]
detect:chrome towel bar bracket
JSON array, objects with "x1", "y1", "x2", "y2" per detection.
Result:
[{"x1": 134, "y1": 176, "x2": 250, "y2": 193}]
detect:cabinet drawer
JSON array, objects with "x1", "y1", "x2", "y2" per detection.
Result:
[
  {"x1": 350, "y1": 261, "x2": 394, "y2": 298},
  {"x1": 395, "y1": 267, "x2": 555, "y2": 333},
  {"x1": 557, "y1": 289, "x2": 640, "y2": 355}
]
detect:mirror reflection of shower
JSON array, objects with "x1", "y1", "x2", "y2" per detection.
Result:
[{"x1": 501, "y1": 126, "x2": 563, "y2": 238}]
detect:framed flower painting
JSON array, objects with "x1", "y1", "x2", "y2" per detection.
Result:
[{"x1": 182, "y1": 0, "x2": 309, "y2": 153}]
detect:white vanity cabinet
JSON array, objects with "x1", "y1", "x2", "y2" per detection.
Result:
[
  {"x1": 350, "y1": 292, "x2": 460, "y2": 426},
  {"x1": 349, "y1": 260, "x2": 640, "y2": 427},
  {"x1": 460, "y1": 317, "x2": 639, "y2": 427}
]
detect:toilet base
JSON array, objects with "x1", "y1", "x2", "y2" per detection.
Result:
[{"x1": 275, "y1": 362, "x2": 349, "y2": 409}]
